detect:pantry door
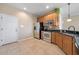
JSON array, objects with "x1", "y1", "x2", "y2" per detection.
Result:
[{"x1": 0, "y1": 14, "x2": 18, "y2": 46}]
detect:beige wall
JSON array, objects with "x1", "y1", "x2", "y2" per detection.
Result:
[
  {"x1": 0, "y1": 4, "x2": 37, "y2": 40},
  {"x1": 63, "y1": 15, "x2": 79, "y2": 31}
]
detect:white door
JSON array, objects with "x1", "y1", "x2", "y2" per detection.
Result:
[
  {"x1": 0, "y1": 15, "x2": 4, "y2": 46},
  {"x1": 0, "y1": 14, "x2": 18, "y2": 46}
]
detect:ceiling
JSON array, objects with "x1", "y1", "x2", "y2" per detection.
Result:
[
  {"x1": 0, "y1": 3, "x2": 79, "y2": 17},
  {"x1": 5, "y1": 3, "x2": 66, "y2": 16}
]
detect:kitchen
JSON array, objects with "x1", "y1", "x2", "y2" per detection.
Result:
[
  {"x1": 34, "y1": 3, "x2": 79, "y2": 55},
  {"x1": 0, "y1": 3, "x2": 79, "y2": 55},
  {"x1": 1, "y1": 0, "x2": 79, "y2": 59}
]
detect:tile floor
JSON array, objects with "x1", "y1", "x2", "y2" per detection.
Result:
[{"x1": 0, "y1": 38, "x2": 65, "y2": 55}]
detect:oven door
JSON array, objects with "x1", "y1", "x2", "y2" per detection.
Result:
[{"x1": 42, "y1": 31, "x2": 51, "y2": 43}]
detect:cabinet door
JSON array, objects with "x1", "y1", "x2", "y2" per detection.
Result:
[
  {"x1": 0, "y1": 14, "x2": 18, "y2": 45},
  {"x1": 63, "y1": 35, "x2": 73, "y2": 55},
  {"x1": 38, "y1": 16, "x2": 45, "y2": 23},
  {"x1": 51, "y1": 32, "x2": 56, "y2": 44},
  {"x1": 0, "y1": 14, "x2": 5, "y2": 46},
  {"x1": 4, "y1": 15, "x2": 18, "y2": 44},
  {"x1": 55, "y1": 32, "x2": 63, "y2": 48}
]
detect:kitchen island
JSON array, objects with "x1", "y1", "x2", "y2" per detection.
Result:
[{"x1": 41, "y1": 29, "x2": 79, "y2": 55}]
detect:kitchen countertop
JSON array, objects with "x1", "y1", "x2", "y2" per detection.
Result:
[
  {"x1": 42, "y1": 29, "x2": 79, "y2": 35},
  {"x1": 42, "y1": 29, "x2": 79, "y2": 34},
  {"x1": 41, "y1": 29, "x2": 79, "y2": 49}
]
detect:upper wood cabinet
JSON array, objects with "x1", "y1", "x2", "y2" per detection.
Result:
[
  {"x1": 38, "y1": 16, "x2": 44, "y2": 22},
  {"x1": 38, "y1": 12, "x2": 59, "y2": 27}
]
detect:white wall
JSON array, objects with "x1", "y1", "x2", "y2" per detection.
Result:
[
  {"x1": 59, "y1": 3, "x2": 79, "y2": 31},
  {"x1": 0, "y1": 4, "x2": 36, "y2": 40},
  {"x1": 15, "y1": 12, "x2": 35, "y2": 39},
  {"x1": 59, "y1": 8, "x2": 64, "y2": 29},
  {"x1": 63, "y1": 15, "x2": 79, "y2": 31}
]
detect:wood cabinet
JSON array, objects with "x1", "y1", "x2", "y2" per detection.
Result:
[
  {"x1": 38, "y1": 12, "x2": 59, "y2": 28},
  {"x1": 51, "y1": 32, "x2": 56, "y2": 44},
  {"x1": 48, "y1": 13, "x2": 59, "y2": 26},
  {"x1": 55, "y1": 32, "x2": 63, "y2": 48},
  {"x1": 38, "y1": 16, "x2": 44, "y2": 22},
  {"x1": 73, "y1": 40, "x2": 77, "y2": 55},
  {"x1": 62, "y1": 35, "x2": 73, "y2": 55},
  {"x1": 51, "y1": 32, "x2": 77, "y2": 55},
  {"x1": 51, "y1": 32, "x2": 63, "y2": 48}
]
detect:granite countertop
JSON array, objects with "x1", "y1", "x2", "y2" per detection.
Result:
[
  {"x1": 42, "y1": 29, "x2": 79, "y2": 48},
  {"x1": 42, "y1": 29, "x2": 79, "y2": 35}
]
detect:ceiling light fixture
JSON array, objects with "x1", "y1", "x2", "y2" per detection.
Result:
[
  {"x1": 67, "y1": 19, "x2": 72, "y2": 22},
  {"x1": 24, "y1": 7, "x2": 27, "y2": 10},
  {"x1": 67, "y1": 3, "x2": 72, "y2": 22},
  {"x1": 46, "y1": 5, "x2": 49, "y2": 9}
]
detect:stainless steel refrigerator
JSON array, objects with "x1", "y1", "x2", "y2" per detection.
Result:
[{"x1": 34, "y1": 22, "x2": 43, "y2": 39}]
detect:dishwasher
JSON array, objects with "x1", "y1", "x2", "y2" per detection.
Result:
[{"x1": 75, "y1": 35, "x2": 79, "y2": 54}]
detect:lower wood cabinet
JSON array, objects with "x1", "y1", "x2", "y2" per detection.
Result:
[
  {"x1": 55, "y1": 32, "x2": 63, "y2": 48},
  {"x1": 62, "y1": 35, "x2": 73, "y2": 55},
  {"x1": 51, "y1": 32, "x2": 77, "y2": 55},
  {"x1": 51, "y1": 32, "x2": 56, "y2": 44}
]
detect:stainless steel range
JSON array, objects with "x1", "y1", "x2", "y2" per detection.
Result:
[{"x1": 42, "y1": 31, "x2": 51, "y2": 43}]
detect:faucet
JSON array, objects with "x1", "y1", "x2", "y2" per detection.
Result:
[{"x1": 68, "y1": 26, "x2": 75, "y2": 31}]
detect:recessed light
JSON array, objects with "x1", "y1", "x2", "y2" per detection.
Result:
[
  {"x1": 24, "y1": 7, "x2": 27, "y2": 10},
  {"x1": 46, "y1": 5, "x2": 49, "y2": 9}
]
